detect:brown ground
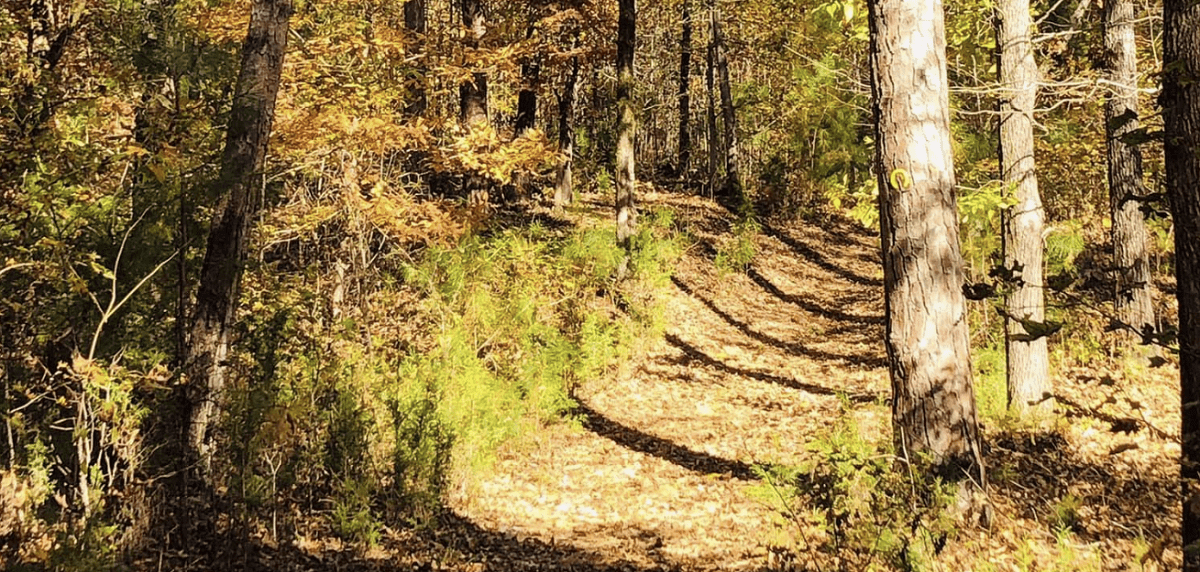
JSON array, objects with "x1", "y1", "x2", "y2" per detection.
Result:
[{"x1": 149, "y1": 190, "x2": 1182, "y2": 571}]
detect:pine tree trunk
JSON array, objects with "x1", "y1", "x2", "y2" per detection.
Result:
[
  {"x1": 513, "y1": 26, "x2": 540, "y2": 202},
  {"x1": 712, "y1": 7, "x2": 741, "y2": 205},
  {"x1": 705, "y1": 26, "x2": 720, "y2": 197},
  {"x1": 460, "y1": 0, "x2": 487, "y2": 127},
  {"x1": 185, "y1": 0, "x2": 293, "y2": 477},
  {"x1": 1162, "y1": 0, "x2": 1200, "y2": 565},
  {"x1": 460, "y1": 0, "x2": 488, "y2": 202},
  {"x1": 555, "y1": 32, "x2": 580, "y2": 211},
  {"x1": 616, "y1": 0, "x2": 638, "y2": 261},
  {"x1": 867, "y1": 0, "x2": 985, "y2": 481},
  {"x1": 404, "y1": 0, "x2": 427, "y2": 116},
  {"x1": 1104, "y1": 0, "x2": 1155, "y2": 345},
  {"x1": 997, "y1": 0, "x2": 1050, "y2": 416},
  {"x1": 677, "y1": 0, "x2": 692, "y2": 178}
]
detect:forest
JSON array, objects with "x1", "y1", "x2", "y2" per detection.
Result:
[{"x1": 1, "y1": 0, "x2": 1199, "y2": 570}]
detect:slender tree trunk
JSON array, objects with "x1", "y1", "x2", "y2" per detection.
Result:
[
  {"x1": 1162, "y1": 0, "x2": 1200, "y2": 565},
  {"x1": 705, "y1": 26, "x2": 719, "y2": 197},
  {"x1": 677, "y1": 0, "x2": 692, "y2": 178},
  {"x1": 513, "y1": 26, "x2": 541, "y2": 202},
  {"x1": 16, "y1": 0, "x2": 78, "y2": 141},
  {"x1": 997, "y1": 0, "x2": 1050, "y2": 416},
  {"x1": 460, "y1": 0, "x2": 488, "y2": 202},
  {"x1": 460, "y1": 0, "x2": 487, "y2": 127},
  {"x1": 711, "y1": 6, "x2": 741, "y2": 205},
  {"x1": 555, "y1": 32, "x2": 580, "y2": 211},
  {"x1": 1104, "y1": 0, "x2": 1155, "y2": 346},
  {"x1": 616, "y1": 0, "x2": 637, "y2": 260},
  {"x1": 867, "y1": 0, "x2": 985, "y2": 482},
  {"x1": 185, "y1": 0, "x2": 293, "y2": 477},
  {"x1": 404, "y1": 0, "x2": 427, "y2": 116}
]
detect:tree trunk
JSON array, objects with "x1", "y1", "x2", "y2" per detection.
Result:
[
  {"x1": 555, "y1": 32, "x2": 580, "y2": 211},
  {"x1": 677, "y1": 0, "x2": 692, "y2": 178},
  {"x1": 867, "y1": 0, "x2": 985, "y2": 482},
  {"x1": 185, "y1": 0, "x2": 293, "y2": 477},
  {"x1": 460, "y1": 0, "x2": 488, "y2": 202},
  {"x1": 404, "y1": 0, "x2": 427, "y2": 116},
  {"x1": 616, "y1": 0, "x2": 637, "y2": 260},
  {"x1": 1104, "y1": 0, "x2": 1155, "y2": 346},
  {"x1": 1162, "y1": 0, "x2": 1200, "y2": 565},
  {"x1": 705, "y1": 26, "x2": 719, "y2": 197},
  {"x1": 712, "y1": 6, "x2": 741, "y2": 205},
  {"x1": 460, "y1": 0, "x2": 487, "y2": 127},
  {"x1": 997, "y1": 0, "x2": 1050, "y2": 416},
  {"x1": 513, "y1": 26, "x2": 541, "y2": 202}
]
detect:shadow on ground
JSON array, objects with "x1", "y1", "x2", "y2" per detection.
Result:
[
  {"x1": 986, "y1": 430, "x2": 1179, "y2": 545},
  {"x1": 664, "y1": 333, "x2": 878, "y2": 403},
  {"x1": 672, "y1": 276, "x2": 886, "y2": 370},
  {"x1": 572, "y1": 400, "x2": 763, "y2": 481}
]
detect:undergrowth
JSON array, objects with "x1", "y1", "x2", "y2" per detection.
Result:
[
  {"x1": 752, "y1": 408, "x2": 959, "y2": 572},
  {"x1": 214, "y1": 211, "x2": 682, "y2": 548}
]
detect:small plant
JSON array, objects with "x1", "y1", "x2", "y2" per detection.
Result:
[
  {"x1": 1051, "y1": 493, "x2": 1083, "y2": 534},
  {"x1": 330, "y1": 477, "x2": 382, "y2": 547},
  {"x1": 714, "y1": 216, "x2": 761, "y2": 275}
]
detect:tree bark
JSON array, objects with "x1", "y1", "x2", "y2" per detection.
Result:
[
  {"x1": 460, "y1": 0, "x2": 488, "y2": 127},
  {"x1": 705, "y1": 24, "x2": 719, "y2": 197},
  {"x1": 513, "y1": 25, "x2": 541, "y2": 202},
  {"x1": 404, "y1": 0, "x2": 428, "y2": 116},
  {"x1": 616, "y1": 0, "x2": 638, "y2": 261},
  {"x1": 1104, "y1": 0, "x2": 1155, "y2": 346},
  {"x1": 997, "y1": 0, "x2": 1050, "y2": 416},
  {"x1": 555, "y1": 32, "x2": 580, "y2": 211},
  {"x1": 460, "y1": 0, "x2": 488, "y2": 202},
  {"x1": 1162, "y1": 0, "x2": 1200, "y2": 565},
  {"x1": 712, "y1": 6, "x2": 741, "y2": 205},
  {"x1": 677, "y1": 0, "x2": 692, "y2": 178},
  {"x1": 185, "y1": 0, "x2": 293, "y2": 477},
  {"x1": 867, "y1": 0, "x2": 985, "y2": 482}
]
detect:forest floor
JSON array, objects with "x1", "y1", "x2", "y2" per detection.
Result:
[{"x1": 163, "y1": 189, "x2": 1182, "y2": 571}]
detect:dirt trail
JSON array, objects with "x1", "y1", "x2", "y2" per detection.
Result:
[
  {"x1": 176, "y1": 190, "x2": 1181, "y2": 572},
  {"x1": 451, "y1": 191, "x2": 892, "y2": 571}
]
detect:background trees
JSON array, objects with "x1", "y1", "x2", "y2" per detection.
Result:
[
  {"x1": 0, "y1": 0, "x2": 1190, "y2": 568},
  {"x1": 997, "y1": 0, "x2": 1049, "y2": 417}
]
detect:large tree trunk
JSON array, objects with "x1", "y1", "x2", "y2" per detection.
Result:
[
  {"x1": 460, "y1": 0, "x2": 487, "y2": 127},
  {"x1": 997, "y1": 0, "x2": 1050, "y2": 416},
  {"x1": 404, "y1": 0, "x2": 427, "y2": 116},
  {"x1": 1104, "y1": 0, "x2": 1155, "y2": 347},
  {"x1": 1162, "y1": 0, "x2": 1200, "y2": 566},
  {"x1": 185, "y1": 0, "x2": 293, "y2": 477},
  {"x1": 677, "y1": 0, "x2": 692, "y2": 178},
  {"x1": 615, "y1": 0, "x2": 638, "y2": 261},
  {"x1": 867, "y1": 0, "x2": 985, "y2": 482},
  {"x1": 555, "y1": 32, "x2": 580, "y2": 211},
  {"x1": 711, "y1": 6, "x2": 741, "y2": 205}
]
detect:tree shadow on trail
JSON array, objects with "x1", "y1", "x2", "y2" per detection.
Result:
[
  {"x1": 150, "y1": 500, "x2": 692, "y2": 571},
  {"x1": 986, "y1": 430, "x2": 1179, "y2": 547},
  {"x1": 572, "y1": 401, "x2": 764, "y2": 481},
  {"x1": 760, "y1": 223, "x2": 882, "y2": 287},
  {"x1": 745, "y1": 267, "x2": 884, "y2": 328},
  {"x1": 664, "y1": 334, "x2": 878, "y2": 404},
  {"x1": 671, "y1": 276, "x2": 886, "y2": 370}
]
